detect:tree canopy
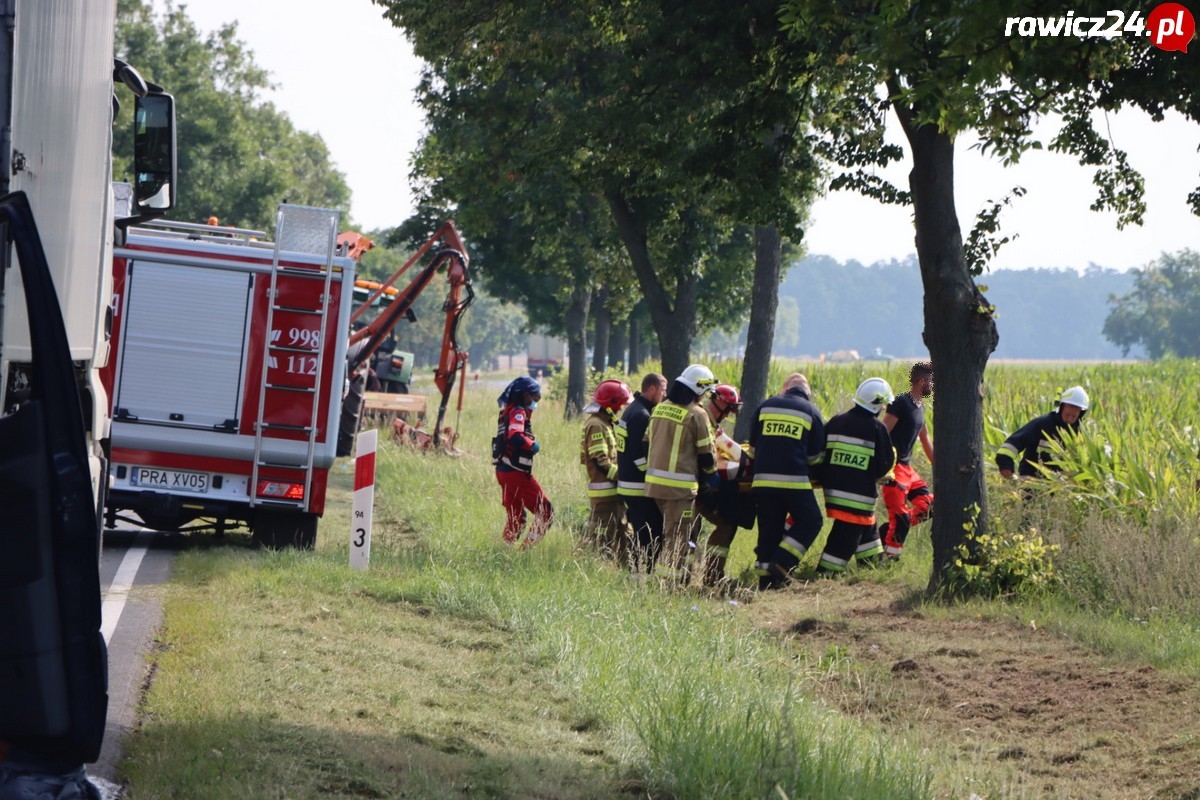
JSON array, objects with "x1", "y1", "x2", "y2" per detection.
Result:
[
  {"x1": 373, "y1": 0, "x2": 821, "y2": 386},
  {"x1": 1104, "y1": 250, "x2": 1200, "y2": 359},
  {"x1": 113, "y1": 0, "x2": 351, "y2": 231}
]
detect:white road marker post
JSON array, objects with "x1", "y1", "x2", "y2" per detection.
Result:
[{"x1": 350, "y1": 428, "x2": 376, "y2": 570}]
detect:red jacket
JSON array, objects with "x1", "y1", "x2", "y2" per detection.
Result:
[{"x1": 494, "y1": 403, "x2": 538, "y2": 473}]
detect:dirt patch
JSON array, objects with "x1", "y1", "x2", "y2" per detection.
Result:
[{"x1": 744, "y1": 579, "x2": 1200, "y2": 799}]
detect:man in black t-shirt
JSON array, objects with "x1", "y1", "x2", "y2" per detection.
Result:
[
  {"x1": 880, "y1": 361, "x2": 934, "y2": 558},
  {"x1": 615, "y1": 373, "x2": 667, "y2": 572}
]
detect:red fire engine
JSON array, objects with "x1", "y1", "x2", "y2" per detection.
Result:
[{"x1": 101, "y1": 205, "x2": 360, "y2": 548}]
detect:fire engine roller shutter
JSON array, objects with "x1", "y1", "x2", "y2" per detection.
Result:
[{"x1": 115, "y1": 260, "x2": 252, "y2": 428}]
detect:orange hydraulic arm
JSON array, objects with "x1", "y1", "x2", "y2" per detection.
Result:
[{"x1": 347, "y1": 221, "x2": 473, "y2": 447}]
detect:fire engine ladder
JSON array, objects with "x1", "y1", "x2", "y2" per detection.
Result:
[{"x1": 249, "y1": 204, "x2": 341, "y2": 510}]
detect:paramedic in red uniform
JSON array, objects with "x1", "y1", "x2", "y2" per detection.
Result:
[
  {"x1": 493, "y1": 376, "x2": 552, "y2": 547},
  {"x1": 880, "y1": 361, "x2": 934, "y2": 558}
]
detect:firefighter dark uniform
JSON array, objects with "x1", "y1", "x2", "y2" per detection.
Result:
[
  {"x1": 996, "y1": 385, "x2": 1090, "y2": 477},
  {"x1": 995, "y1": 412, "x2": 1078, "y2": 477},
  {"x1": 616, "y1": 391, "x2": 664, "y2": 571},
  {"x1": 816, "y1": 389, "x2": 896, "y2": 574},
  {"x1": 645, "y1": 365, "x2": 718, "y2": 584},
  {"x1": 580, "y1": 385, "x2": 633, "y2": 560},
  {"x1": 749, "y1": 377, "x2": 825, "y2": 589},
  {"x1": 493, "y1": 377, "x2": 552, "y2": 547}
]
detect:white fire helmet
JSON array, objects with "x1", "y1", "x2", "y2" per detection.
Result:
[
  {"x1": 676, "y1": 364, "x2": 716, "y2": 395},
  {"x1": 854, "y1": 377, "x2": 894, "y2": 415},
  {"x1": 1057, "y1": 385, "x2": 1090, "y2": 412}
]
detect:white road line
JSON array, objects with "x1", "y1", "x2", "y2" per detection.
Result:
[{"x1": 101, "y1": 531, "x2": 152, "y2": 645}]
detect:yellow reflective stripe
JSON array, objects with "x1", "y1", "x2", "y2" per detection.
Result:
[
  {"x1": 827, "y1": 433, "x2": 874, "y2": 449},
  {"x1": 825, "y1": 489, "x2": 876, "y2": 510},
  {"x1": 753, "y1": 480, "x2": 814, "y2": 490},
  {"x1": 819, "y1": 555, "x2": 847, "y2": 572},
  {"x1": 668, "y1": 420, "x2": 684, "y2": 473},
  {"x1": 780, "y1": 536, "x2": 807, "y2": 560},
  {"x1": 856, "y1": 541, "x2": 884, "y2": 558},
  {"x1": 752, "y1": 474, "x2": 813, "y2": 490},
  {"x1": 759, "y1": 408, "x2": 812, "y2": 425},
  {"x1": 829, "y1": 438, "x2": 873, "y2": 455},
  {"x1": 646, "y1": 471, "x2": 696, "y2": 489},
  {"x1": 647, "y1": 467, "x2": 694, "y2": 482}
]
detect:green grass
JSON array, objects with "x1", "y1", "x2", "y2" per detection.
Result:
[{"x1": 119, "y1": 383, "x2": 933, "y2": 799}]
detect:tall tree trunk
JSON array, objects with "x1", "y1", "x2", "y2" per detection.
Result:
[
  {"x1": 628, "y1": 313, "x2": 642, "y2": 373},
  {"x1": 608, "y1": 317, "x2": 628, "y2": 373},
  {"x1": 735, "y1": 225, "x2": 782, "y2": 442},
  {"x1": 564, "y1": 286, "x2": 591, "y2": 416},
  {"x1": 592, "y1": 288, "x2": 611, "y2": 372},
  {"x1": 897, "y1": 106, "x2": 999, "y2": 596},
  {"x1": 606, "y1": 190, "x2": 698, "y2": 380}
]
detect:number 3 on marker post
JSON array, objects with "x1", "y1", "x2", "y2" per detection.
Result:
[{"x1": 350, "y1": 428, "x2": 376, "y2": 569}]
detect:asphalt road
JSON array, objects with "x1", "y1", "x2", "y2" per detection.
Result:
[{"x1": 90, "y1": 526, "x2": 179, "y2": 788}]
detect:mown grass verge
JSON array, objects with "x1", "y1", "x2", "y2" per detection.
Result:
[{"x1": 118, "y1": 385, "x2": 933, "y2": 799}]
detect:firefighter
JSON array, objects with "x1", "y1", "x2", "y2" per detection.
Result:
[
  {"x1": 814, "y1": 377, "x2": 897, "y2": 575},
  {"x1": 695, "y1": 383, "x2": 752, "y2": 586},
  {"x1": 493, "y1": 376, "x2": 552, "y2": 547},
  {"x1": 748, "y1": 372, "x2": 826, "y2": 590},
  {"x1": 880, "y1": 361, "x2": 935, "y2": 559},
  {"x1": 645, "y1": 364, "x2": 719, "y2": 585},
  {"x1": 996, "y1": 385, "x2": 1090, "y2": 479},
  {"x1": 616, "y1": 373, "x2": 668, "y2": 573},
  {"x1": 581, "y1": 379, "x2": 634, "y2": 560}
]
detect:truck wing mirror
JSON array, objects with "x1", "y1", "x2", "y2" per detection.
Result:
[
  {"x1": 133, "y1": 92, "x2": 177, "y2": 214},
  {"x1": 113, "y1": 58, "x2": 149, "y2": 98}
]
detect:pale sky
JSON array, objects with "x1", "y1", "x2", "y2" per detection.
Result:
[{"x1": 180, "y1": 0, "x2": 1200, "y2": 272}]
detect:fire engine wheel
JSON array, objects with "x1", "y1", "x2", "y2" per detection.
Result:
[{"x1": 252, "y1": 510, "x2": 318, "y2": 550}]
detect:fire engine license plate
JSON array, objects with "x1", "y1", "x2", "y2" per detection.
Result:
[{"x1": 130, "y1": 467, "x2": 210, "y2": 494}]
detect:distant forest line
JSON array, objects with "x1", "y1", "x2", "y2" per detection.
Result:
[{"x1": 773, "y1": 254, "x2": 1139, "y2": 361}]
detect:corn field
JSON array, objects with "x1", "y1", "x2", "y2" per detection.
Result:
[
  {"x1": 694, "y1": 357, "x2": 1200, "y2": 516},
  {"x1": 687, "y1": 357, "x2": 1200, "y2": 618},
  {"x1": 982, "y1": 360, "x2": 1200, "y2": 518}
]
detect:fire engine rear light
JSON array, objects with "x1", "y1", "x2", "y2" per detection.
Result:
[{"x1": 256, "y1": 480, "x2": 305, "y2": 501}]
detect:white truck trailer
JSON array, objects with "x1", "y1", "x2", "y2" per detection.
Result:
[
  {"x1": 527, "y1": 332, "x2": 567, "y2": 377},
  {"x1": 0, "y1": 0, "x2": 177, "y2": 773}
]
